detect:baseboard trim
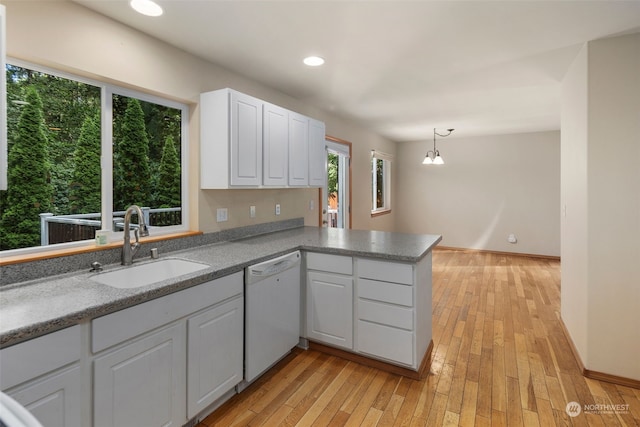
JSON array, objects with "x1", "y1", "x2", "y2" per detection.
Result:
[
  {"x1": 559, "y1": 317, "x2": 640, "y2": 389},
  {"x1": 435, "y1": 246, "x2": 561, "y2": 261},
  {"x1": 308, "y1": 339, "x2": 434, "y2": 380}
]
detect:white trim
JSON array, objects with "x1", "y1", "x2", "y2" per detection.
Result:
[
  {"x1": 370, "y1": 149, "x2": 393, "y2": 161},
  {"x1": 0, "y1": 5, "x2": 7, "y2": 191},
  {"x1": 371, "y1": 151, "x2": 392, "y2": 214},
  {"x1": 327, "y1": 140, "x2": 350, "y2": 157}
]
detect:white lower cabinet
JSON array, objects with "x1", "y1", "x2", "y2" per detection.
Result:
[
  {"x1": 187, "y1": 296, "x2": 243, "y2": 418},
  {"x1": 304, "y1": 252, "x2": 433, "y2": 372},
  {"x1": 307, "y1": 271, "x2": 353, "y2": 349},
  {"x1": 355, "y1": 255, "x2": 432, "y2": 369},
  {"x1": 7, "y1": 366, "x2": 82, "y2": 427},
  {"x1": 0, "y1": 325, "x2": 82, "y2": 427},
  {"x1": 306, "y1": 253, "x2": 353, "y2": 349},
  {"x1": 93, "y1": 323, "x2": 186, "y2": 427},
  {"x1": 91, "y1": 271, "x2": 244, "y2": 426}
]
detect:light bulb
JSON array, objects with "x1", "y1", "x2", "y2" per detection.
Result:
[{"x1": 130, "y1": 0, "x2": 163, "y2": 17}]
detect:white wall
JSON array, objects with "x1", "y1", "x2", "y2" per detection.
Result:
[
  {"x1": 396, "y1": 131, "x2": 561, "y2": 257},
  {"x1": 2, "y1": 0, "x2": 397, "y2": 233},
  {"x1": 560, "y1": 45, "x2": 589, "y2": 365},
  {"x1": 561, "y1": 33, "x2": 640, "y2": 381}
]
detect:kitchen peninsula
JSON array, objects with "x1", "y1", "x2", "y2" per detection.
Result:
[{"x1": 0, "y1": 223, "x2": 440, "y2": 426}]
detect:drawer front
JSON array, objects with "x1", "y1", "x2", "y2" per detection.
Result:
[
  {"x1": 307, "y1": 252, "x2": 352, "y2": 275},
  {"x1": 0, "y1": 325, "x2": 81, "y2": 390},
  {"x1": 92, "y1": 271, "x2": 243, "y2": 353},
  {"x1": 357, "y1": 258, "x2": 413, "y2": 285},
  {"x1": 358, "y1": 278, "x2": 413, "y2": 307},
  {"x1": 358, "y1": 299, "x2": 413, "y2": 330},
  {"x1": 357, "y1": 320, "x2": 414, "y2": 367}
]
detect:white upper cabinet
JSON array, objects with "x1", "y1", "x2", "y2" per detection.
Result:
[
  {"x1": 308, "y1": 119, "x2": 326, "y2": 187},
  {"x1": 262, "y1": 103, "x2": 289, "y2": 186},
  {"x1": 288, "y1": 112, "x2": 309, "y2": 186},
  {"x1": 200, "y1": 88, "x2": 325, "y2": 188},
  {"x1": 201, "y1": 89, "x2": 263, "y2": 188}
]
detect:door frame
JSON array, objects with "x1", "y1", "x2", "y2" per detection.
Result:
[{"x1": 319, "y1": 135, "x2": 353, "y2": 229}]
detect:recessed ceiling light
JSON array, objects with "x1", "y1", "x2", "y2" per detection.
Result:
[
  {"x1": 130, "y1": 0, "x2": 163, "y2": 17},
  {"x1": 303, "y1": 56, "x2": 325, "y2": 67}
]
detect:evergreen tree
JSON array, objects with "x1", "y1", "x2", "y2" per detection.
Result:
[
  {"x1": 0, "y1": 87, "x2": 53, "y2": 250},
  {"x1": 69, "y1": 114, "x2": 101, "y2": 214},
  {"x1": 113, "y1": 98, "x2": 151, "y2": 209},
  {"x1": 156, "y1": 135, "x2": 181, "y2": 208}
]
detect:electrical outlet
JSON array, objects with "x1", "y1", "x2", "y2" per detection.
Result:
[
  {"x1": 216, "y1": 208, "x2": 228, "y2": 222},
  {"x1": 250, "y1": 205, "x2": 256, "y2": 218},
  {"x1": 275, "y1": 204, "x2": 281, "y2": 215}
]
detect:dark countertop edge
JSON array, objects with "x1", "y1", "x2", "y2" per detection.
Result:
[{"x1": 0, "y1": 230, "x2": 441, "y2": 347}]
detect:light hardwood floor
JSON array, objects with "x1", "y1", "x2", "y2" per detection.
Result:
[{"x1": 198, "y1": 249, "x2": 640, "y2": 426}]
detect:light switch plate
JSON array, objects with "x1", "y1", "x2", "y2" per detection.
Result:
[
  {"x1": 275, "y1": 204, "x2": 281, "y2": 215},
  {"x1": 250, "y1": 205, "x2": 256, "y2": 218}
]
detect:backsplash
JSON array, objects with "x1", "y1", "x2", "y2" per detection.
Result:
[{"x1": 0, "y1": 218, "x2": 304, "y2": 287}]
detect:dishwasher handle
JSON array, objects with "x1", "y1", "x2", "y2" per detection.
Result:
[{"x1": 247, "y1": 251, "x2": 300, "y2": 280}]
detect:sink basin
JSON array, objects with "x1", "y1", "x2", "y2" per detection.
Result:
[{"x1": 91, "y1": 259, "x2": 210, "y2": 289}]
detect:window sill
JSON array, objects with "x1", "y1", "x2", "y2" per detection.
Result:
[
  {"x1": 371, "y1": 209, "x2": 392, "y2": 218},
  {"x1": 0, "y1": 231, "x2": 203, "y2": 266}
]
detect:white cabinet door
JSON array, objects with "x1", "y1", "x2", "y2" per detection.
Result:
[
  {"x1": 94, "y1": 323, "x2": 186, "y2": 427},
  {"x1": 7, "y1": 366, "x2": 82, "y2": 427},
  {"x1": 307, "y1": 271, "x2": 353, "y2": 349},
  {"x1": 187, "y1": 296, "x2": 243, "y2": 418},
  {"x1": 263, "y1": 103, "x2": 288, "y2": 186},
  {"x1": 288, "y1": 112, "x2": 309, "y2": 186},
  {"x1": 230, "y1": 90, "x2": 263, "y2": 186},
  {"x1": 308, "y1": 119, "x2": 326, "y2": 187}
]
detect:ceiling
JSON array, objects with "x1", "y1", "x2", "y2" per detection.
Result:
[{"x1": 75, "y1": 0, "x2": 640, "y2": 142}]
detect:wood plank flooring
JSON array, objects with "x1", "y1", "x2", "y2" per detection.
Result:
[{"x1": 197, "y1": 249, "x2": 640, "y2": 426}]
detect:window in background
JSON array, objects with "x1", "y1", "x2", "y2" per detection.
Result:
[
  {"x1": 371, "y1": 150, "x2": 392, "y2": 215},
  {"x1": 0, "y1": 61, "x2": 188, "y2": 254}
]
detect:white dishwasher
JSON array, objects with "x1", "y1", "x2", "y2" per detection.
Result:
[{"x1": 243, "y1": 251, "x2": 301, "y2": 384}]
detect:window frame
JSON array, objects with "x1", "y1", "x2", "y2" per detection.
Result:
[
  {"x1": 371, "y1": 150, "x2": 392, "y2": 216},
  {"x1": 2, "y1": 58, "x2": 190, "y2": 257}
]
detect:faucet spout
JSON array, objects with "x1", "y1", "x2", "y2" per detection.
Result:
[{"x1": 121, "y1": 205, "x2": 150, "y2": 265}]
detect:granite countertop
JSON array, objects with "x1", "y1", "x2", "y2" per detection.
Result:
[{"x1": 0, "y1": 226, "x2": 441, "y2": 347}]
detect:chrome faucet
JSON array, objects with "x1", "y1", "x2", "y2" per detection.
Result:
[{"x1": 121, "y1": 205, "x2": 150, "y2": 265}]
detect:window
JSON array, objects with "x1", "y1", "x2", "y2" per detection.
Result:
[
  {"x1": 0, "y1": 60, "x2": 188, "y2": 254},
  {"x1": 371, "y1": 150, "x2": 392, "y2": 215}
]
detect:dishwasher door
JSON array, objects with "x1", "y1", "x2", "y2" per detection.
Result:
[{"x1": 245, "y1": 251, "x2": 301, "y2": 383}]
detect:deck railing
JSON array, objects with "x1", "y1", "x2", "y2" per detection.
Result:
[{"x1": 39, "y1": 207, "x2": 181, "y2": 245}]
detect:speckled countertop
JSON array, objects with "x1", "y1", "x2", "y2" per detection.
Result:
[{"x1": 0, "y1": 226, "x2": 441, "y2": 347}]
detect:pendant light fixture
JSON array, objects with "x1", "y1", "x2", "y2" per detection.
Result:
[{"x1": 422, "y1": 128, "x2": 454, "y2": 165}]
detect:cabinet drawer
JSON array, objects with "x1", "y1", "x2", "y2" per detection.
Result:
[
  {"x1": 0, "y1": 325, "x2": 81, "y2": 390},
  {"x1": 307, "y1": 252, "x2": 352, "y2": 275},
  {"x1": 357, "y1": 259, "x2": 413, "y2": 285},
  {"x1": 358, "y1": 278, "x2": 413, "y2": 307},
  {"x1": 357, "y1": 320, "x2": 414, "y2": 366},
  {"x1": 358, "y1": 299, "x2": 413, "y2": 330},
  {"x1": 92, "y1": 271, "x2": 243, "y2": 353}
]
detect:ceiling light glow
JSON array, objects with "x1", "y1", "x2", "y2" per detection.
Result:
[
  {"x1": 303, "y1": 56, "x2": 325, "y2": 67},
  {"x1": 130, "y1": 0, "x2": 163, "y2": 17}
]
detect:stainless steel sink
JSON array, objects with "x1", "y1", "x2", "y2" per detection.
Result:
[{"x1": 91, "y1": 258, "x2": 210, "y2": 289}]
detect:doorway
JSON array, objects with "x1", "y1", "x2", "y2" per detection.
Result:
[{"x1": 322, "y1": 136, "x2": 351, "y2": 228}]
